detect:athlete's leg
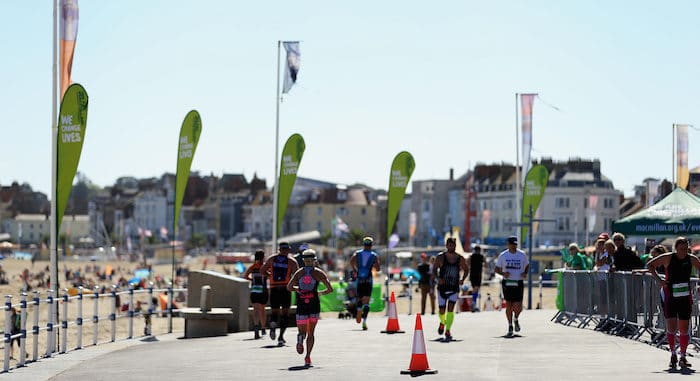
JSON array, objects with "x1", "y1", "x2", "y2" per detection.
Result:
[
  {"x1": 437, "y1": 293, "x2": 447, "y2": 334},
  {"x1": 678, "y1": 319, "x2": 690, "y2": 359},
  {"x1": 279, "y1": 307, "x2": 289, "y2": 342},
  {"x1": 306, "y1": 319, "x2": 318, "y2": 358},
  {"x1": 296, "y1": 316, "x2": 308, "y2": 354},
  {"x1": 472, "y1": 286, "x2": 480, "y2": 309},
  {"x1": 429, "y1": 288, "x2": 436, "y2": 314},
  {"x1": 667, "y1": 317, "x2": 678, "y2": 354},
  {"x1": 445, "y1": 301, "x2": 456, "y2": 332},
  {"x1": 259, "y1": 303, "x2": 267, "y2": 329},
  {"x1": 361, "y1": 296, "x2": 370, "y2": 321}
]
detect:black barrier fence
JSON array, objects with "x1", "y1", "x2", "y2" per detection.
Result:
[{"x1": 553, "y1": 270, "x2": 700, "y2": 352}]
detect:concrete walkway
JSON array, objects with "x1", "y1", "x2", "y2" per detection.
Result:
[{"x1": 3, "y1": 310, "x2": 694, "y2": 380}]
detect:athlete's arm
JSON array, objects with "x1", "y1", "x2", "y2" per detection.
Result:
[
  {"x1": 259, "y1": 257, "x2": 272, "y2": 276},
  {"x1": 522, "y1": 263, "x2": 529, "y2": 279},
  {"x1": 690, "y1": 255, "x2": 700, "y2": 274},
  {"x1": 288, "y1": 256, "x2": 299, "y2": 274},
  {"x1": 316, "y1": 269, "x2": 334, "y2": 295},
  {"x1": 372, "y1": 254, "x2": 381, "y2": 272},
  {"x1": 242, "y1": 265, "x2": 253, "y2": 281},
  {"x1": 349, "y1": 254, "x2": 357, "y2": 271},
  {"x1": 460, "y1": 257, "x2": 469, "y2": 284},
  {"x1": 647, "y1": 253, "x2": 671, "y2": 284},
  {"x1": 286, "y1": 269, "x2": 301, "y2": 292}
]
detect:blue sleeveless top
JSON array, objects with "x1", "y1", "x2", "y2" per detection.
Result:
[{"x1": 356, "y1": 249, "x2": 377, "y2": 280}]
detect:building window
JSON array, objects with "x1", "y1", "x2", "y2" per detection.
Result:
[
  {"x1": 557, "y1": 216, "x2": 570, "y2": 231},
  {"x1": 583, "y1": 198, "x2": 588, "y2": 209},
  {"x1": 316, "y1": 222, "x2": 322, "y2": 231},
  {"x1": 555, "y1": 197, "x2": 570, "y2": 208},
  {"x1": 361, "y1": 208, "x2": 366, "y2": 216},
  {"x1": 604, "y1": 198, "x2": 614, "y2": 209},
  {"x1": 317, "y1": 207, "x2": 322, "y2": 216}
]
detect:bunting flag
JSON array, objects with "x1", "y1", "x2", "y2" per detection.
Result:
[
  {"x1": 56, "y1": 84, "x2": 88, "y2": 234},
  {"x1": 60, "y1": 0, "x2": 79, "y2": 98},
  {"x1": 174, "y1": 110, "x2": 202, "y2": 233},
  {"x1": 409, "y1": 212, "x2": 417, "y2": 239},
  {"x1": 587, "y1": 195, "x2": 598, "y2": 233},
  {"x1": 276, "y1": 133, "x2": 306, "y2": 235},
  {"x1": 481, "y1": 209, "x2": 490, "y2": 241},
  {"x1": 520, "y1": 164, "x2": 549, "y2": 243},
  {"x1": 282, "y1": 41, "x2": 300, "y2": 94},
  {"x1": 520, "y1": 93, "x2": 536, "y2": 182},
  {"x1": 677, "y1": 124, "x2": 689, "y2": 189},
  {"x1": 387, "y1": 152, "x2": 416, "y2": 239}
]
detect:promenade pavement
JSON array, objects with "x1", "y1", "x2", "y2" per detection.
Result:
[{"x1": 3, "y1": 309, "x2": 693, "y2": 380}]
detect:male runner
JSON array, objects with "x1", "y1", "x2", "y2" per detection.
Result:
[
  {"x1": 287, "y1": 249, "x2": 333, "y2": 367},
  {"x1": 260, "y1": 241, "x2": 298, "y2": 346},
  {"x1": 495, "y1": 236, "x2": 529, "y2": 337},
  {"x1": 431, "y1": 237, "x2": 469, "y2": 341},
  {"x1": 467, "y1": 245, "x2": 484, "y2": 312},
  {"x1": 350, "y1": 236, "x2": 380, "y2": 330}
]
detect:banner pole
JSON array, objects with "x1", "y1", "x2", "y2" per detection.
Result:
[
  {"x1": 50, "y1": 0, "x2": 59, "y2": 353},
  {"x1": 672, "y1": 123, "x2": 675, "y2": 189},
  {"x1": 515, "y1": 93, "x2": 521, "y2": 241},
  {"x1": 272, "y1": 41, "x2": 281, "y2": 252}
]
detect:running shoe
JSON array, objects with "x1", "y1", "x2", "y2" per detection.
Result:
[
  {"x1": 679, "y1": 356, "x2": 692, "y2": 368},
  {"x1": 438, "y1": 323, "x2": 445, "y2": 335},
  {"x1": 670, "y1": 353, "x2": 678, "y2": 368},
  {"x1": 261, "y1": 328, "x2": 266, "y2": 336},
  {"x1": 506, "y1": 325, "x2": 514, "y2": 338},
  {"x1": 305, "y1": 356, "x2": 312, "y2": 367},
  {"x1": 444, "y1": 330, "x2": 452, "y2": 342},
  {"x1": 269, "y1": 322, "x2": 277, "y2": 341},
  {"x1": 278, "y1": 337, "x2": 286, "y2": 346},
  {"x1": 254, "y1": 327, "x2": 260, "y2": 340},
  {"x1": 514, "y1": 320, "x2": 521, "y2": 332},
  {"x1": 362, "y1": 322, "x2": 368, "y2": 330},
  {"x1": 356, "y1": 309, "x2": 362, "y2": 323},
  {"x1": 296, "y1": 335, "x2": 304, "y2": 354}
]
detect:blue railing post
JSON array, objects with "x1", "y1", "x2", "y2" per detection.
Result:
[
  {"x1": 4, "y1": 295, "x2": 12, "y2": 372},
  {"x1": 60, "y1": 289, "x2": 68, "y2": 354},
  {"x1": 76, "y1": 287, "x2": 83, "y2": 350},
  {"x1": 19, "y1": 293, "x2": 27, "y2": 367},
  {"x1": 110, "y1": 285, "x2": 117, "y2": 342},
  {"x1": 127, "y1": 283, "x2": 134, "y2": 339},
  {"x1": 32, "y1": 291, "x2": 39, "y2": 361},
  {"x1": 93, "y1": 286, "x2": 99, "y2": 346}
]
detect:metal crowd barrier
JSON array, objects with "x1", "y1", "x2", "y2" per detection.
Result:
[
  {"x1": 553, "y1": 270, "x2": 700, "y2": 352},
  {"x1": 1, "y1": 283, "x2": 187, "y2": 372}
]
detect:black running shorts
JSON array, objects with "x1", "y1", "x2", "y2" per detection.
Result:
[
  {"x1": 357, "y1": 278, "x2": 373, "y2": 298},
  {"x1": 269, "y1": 286, "x2": 291, "y2": 309},
  {"x1": 502, "y1": 279, "x2": 524, "y2": 302}
]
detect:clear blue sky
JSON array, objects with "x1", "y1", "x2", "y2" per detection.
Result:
[{"x1": 2, "y1": 1, "x2": 699, "y2": 197}]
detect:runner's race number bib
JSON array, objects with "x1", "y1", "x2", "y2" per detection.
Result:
[
  {"x1": 672, "y1": 282, "x2": 690, "y2": 297},
  {"x1": 505, "y1": 280, "x2": 519, "y2": 287}
]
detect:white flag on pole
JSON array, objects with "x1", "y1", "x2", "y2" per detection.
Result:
[{"x1": 282, "y1": 41, "x2": 300, "y2": 94}]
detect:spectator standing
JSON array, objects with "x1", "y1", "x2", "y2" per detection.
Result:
[
  {"x1": 611, "y1": 233, "x2": 643, "y2": 272},
  {"x1": 416, "y1": 253, "x2": 435, "y2": 315}
]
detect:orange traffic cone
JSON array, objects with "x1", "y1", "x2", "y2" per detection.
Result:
[
  {"x1": 381, "y1": 291, "x2": 405, "y2": 334},
  {"x1": 400, "y1": 314, "x2": 438, "y2": 375}
]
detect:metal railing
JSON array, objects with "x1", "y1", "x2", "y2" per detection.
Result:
[
  {"x1": 553, "y1": 270, "x2": 700, "y2": 351},
  {"x1": 1, "y1": 283, "x2": 187, "y2": 372}
]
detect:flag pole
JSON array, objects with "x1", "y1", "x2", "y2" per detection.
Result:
[
  {"x1": 515, "y1": 93, "x2": 521, "y2": 241},
  {"x1": 272, "y1": 41, "x2": 281, "y2": 253},
  {"x1": 50, "y1": 0, "x2": 59, "y2": 354},
  {"x1": 672, "y1": 123, "x2": 676, "y2": 189}
]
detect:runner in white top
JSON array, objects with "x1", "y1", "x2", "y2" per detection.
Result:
[{"x1": 495, "y1": 236, "x2": 529, "y2": 337}]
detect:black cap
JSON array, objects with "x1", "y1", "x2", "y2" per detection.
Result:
[
  {"x1": 507, "y1": 236, "x2": 518, "y2": 244},
  {"x1": 278, "y1": 241, "x2": 290, "y2": 249}
]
